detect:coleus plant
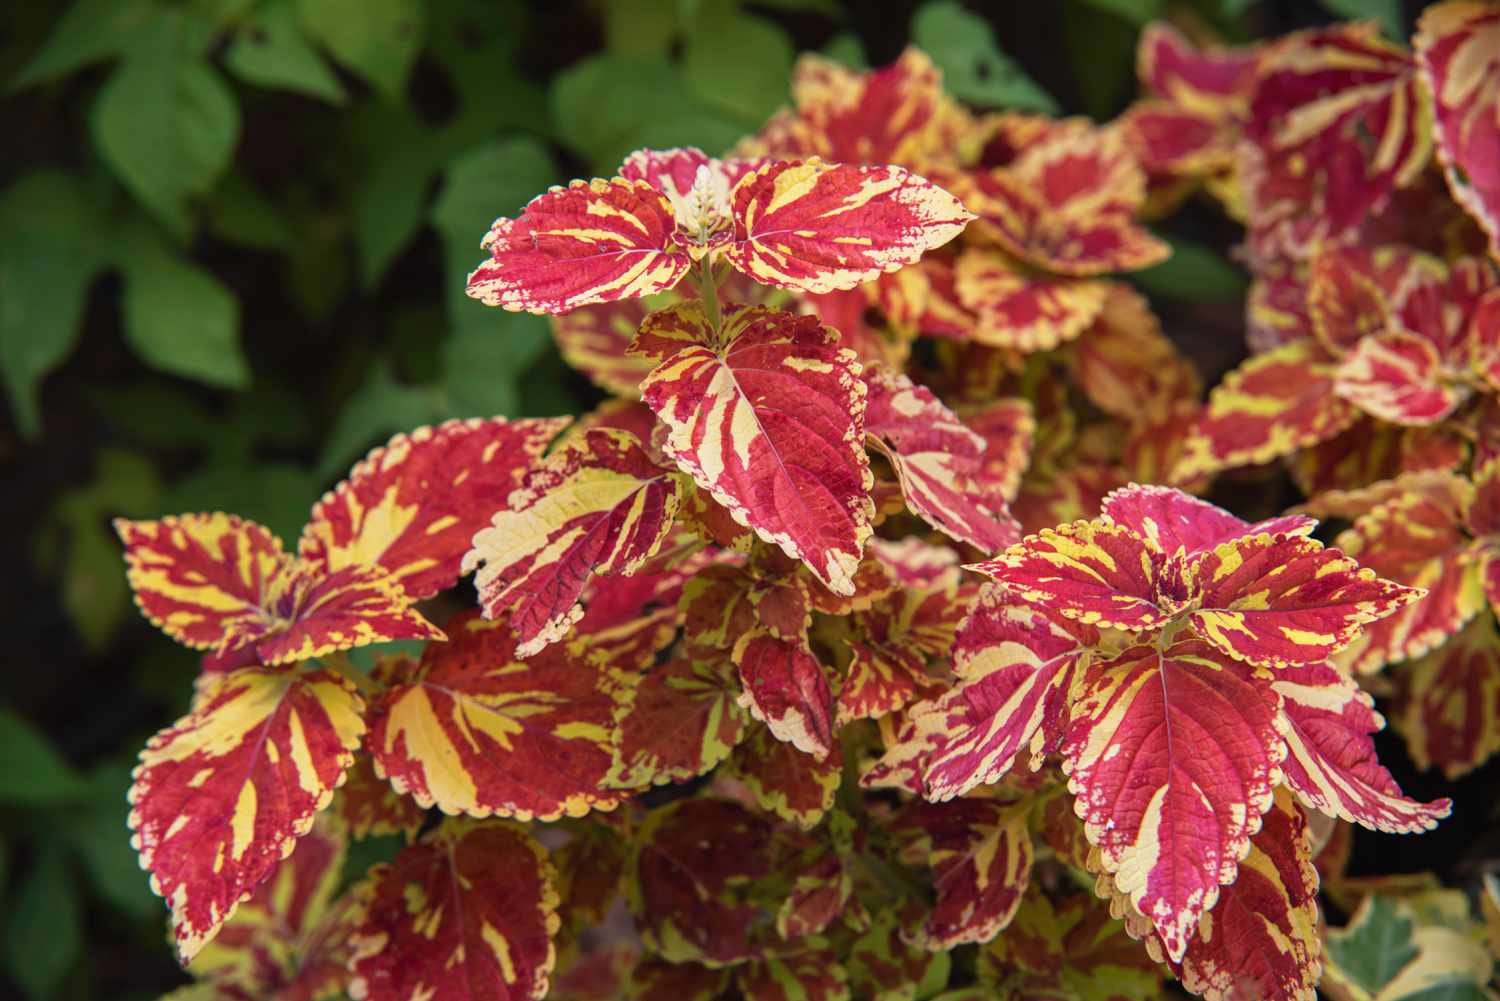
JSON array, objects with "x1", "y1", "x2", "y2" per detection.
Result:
[{"x1": 112, "y1": 17, "x2": 1487, "y2": 1001}]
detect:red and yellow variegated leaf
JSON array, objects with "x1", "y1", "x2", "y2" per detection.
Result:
[
  {"x1": 1120, "y1": 100, "x2": 1231, "y2": 179},
  {"x1": 300, "y1": 417, "x2": 566, "y2": 600},
  {"x1": 465, "y1": 427, "x2": 685, "y2": 656},
  {"x1": 968, "y1": 128, "x2": 1169, "y2": 276},
  {"x1": 367, "y1": 611, "x2": 630, "y2": 821},
  {"x1": 723, "y1": 159, "x2": 973, "y2": 294},
  {"x1": 1469, "y1": 290, "x2": 1500, "y2": 392},
  {"x1": 618, "y1": 149, "x2": 762, "y2": 256},
  {"x1": 1334, "y1": 330, "x2": 1465, "y2": 426},
  {"x1": 874, "y1": 256, "x2": 976, "y2": 342},
  {"x1": 734, "y1": 629, "x2": 836, "y2": 759},
  {"x1": 1068, "y1": 286, "x2": 1201, "y2": 427},
  {"x1": 963, "y1": 397, "x2": 1035, "y2": 504},
  {"x1": 799, "y1": 286, "x2": 906, "y2": 369},
  {"x1": 726, "y1": 723, "x2": 841, "y2": 830},
  {"x1": 336, "y1": 752, "x2": 425, "y2": 842},
  {"x1": 1166, "y1": 789, "x2": 1322, "y2": 1001},
  {"x1": 348, "y1": 819, "x2": 559, "y2": 1001},
  {"x1": 1100, "y1": 483, "x2": 1313, "y2": 559},
  {"x1": 551, "y1": 295, "x2": 663, "y2": 396},
  {"x1": 1243, "y1": 24, "x2": 1431, "y2": 257},
  {"x1": 969, "y1": 520, "x2": 1170, "y2": 631},
  {"x1": 862, "y1": 586, "x2": 1096, "y2": 799},
  {"x1": 629, "y1": 798, "x2": 783, "y2": 966},
  {"x1": 117, "y1": 514, "x2": 442, "y2": 665},
  {"x1": 1291, "y1": 418, "x2": 1468, "y2": 500},
  {"x1": 639, "y1": 303, "x2": 873, "y2": 595},
  {"x1": 1188, "y1": 532, "x2": 1422, "y2": 668},
  {"x1": 1171, "y1": 340, "x2": 1358, "y2": 481},
  {"x1": 466, "y1": 178, "x2": 690, "y2": 315},
  {"x1": 898, "y1": 798, "x2": 1033, "y2": 949},
  {"x1": 838, "y1": 564, "x2": 967, "y2": 725},
  {"x1": 1062, "y1": 638, "x2": 1283, "y2": 963},
  {"x1": 1396, "y1": 613, "x2": 1500, "y2": 779},
  {"x1": 955, "y1": 250, "x2": 1111, "y2": 352},
  {"x1": 1417, "y1": 2, "x2": 1500, "y2": 259},
  {"x1": 549, "y1": 941, "x2": 636, "y2": 1001},
  {"x1": 1138, "y1": 23, "x2": 1260, "y2": 117},
  {"x1": 1272, "y1": 660, "x2": 1450, "y2": 833},
  {"x1": 777, "y1": 844, "x2": 853, "y2": 940},
  {"x1": 1305, "y1": 245, "x2": 1445, "y2": 356},
  {"x1": 863, "y1": 368, "x2": 1020, "y2": 551},
  {"x1": 740, "y1": 948, "x2": 852, "y2": 1001},
  {"x1": 130, "y1": 666, "x2": 365, "y2": 962},
  {"x1": 1334, "y1": 485, "x2": 1483, "y2": 674},
  {"x1": 744, "y1": 47, "x2": 959, "y2": 171},
  {"x1": 187, "y1": 811, "x2": 353, "y2": 1000},
  {"x1": 979, "y1": 885, "x2": 1166, "y2": 1001},
  {"x1": 606, "y1": 652, "x2": 748, "y2": 789}
]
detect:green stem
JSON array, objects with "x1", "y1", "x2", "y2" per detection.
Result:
[{"x1": 697, "y1": 256, "x2": 722, "y2": 336}]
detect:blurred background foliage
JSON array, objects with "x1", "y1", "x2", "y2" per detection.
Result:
[{"x1": 0, "y1": 0, "x2": 1443, "y2": 998}]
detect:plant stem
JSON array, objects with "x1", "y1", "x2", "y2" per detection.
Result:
[{"x1": 698, "y1": 255, "x2": 722, "y2": 336}]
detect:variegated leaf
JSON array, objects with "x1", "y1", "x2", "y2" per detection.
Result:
[
  {"x1": 466, "y1": 178, "x2": 690, "y2": 314},
  {"x1": 726, "y1": 723, "x2": 841, "y2": 830},
  {"x1": 1396, "y1": 613, "x2": 1500, "y2": 779},
  {"x1": 465, "y1": 427, "x2": 685, "y2": 656},
  {"x1": 734, "y1": 629, "x2": 836, "y2": 759},
  {"x1": 968, "y1": 127, "x2": 1168, "y2": 276},
  {"x1": 117, "y1": 514, "x2": 442, "y2": 665},
  {"x1": 606, "y1": 652, "x2": 748, "y2": 789},
  {"x1": 348, "y1": 819, "x2": 559, "y2": 1001},
  {"x1": 1100, "y1": 483, "x2": 1313, "y2": 559},
  {"x1": 639, "y1": 303, "x2": 873, "y2": 595},
  {"x1": 1417, "y1": 2, "x2": 1500, "y2": 259},
  {"x1": 898, "y1": 798, "x2": 1033, "y2": 949},
  {"x1": 954, "y1": 249, "x2": 1111, "y2": 352},
  {"x1": 367, "y1": 611, "x2": 631, "y2": 821},
  {"x1": 1172, "y1": 341, "x2": 1359, "y2": 482},
  {"x1": 862, "y1": 586, "x2": 1096, "y2": 799},
  {"x1": 1062, "y1": 638, "x2": 1283, "y2": 963},
  {"x1": 131, "y1": 666, "x2": 365, "y2": 962},
  {"x1": 1243, "y1": 24, "x2": 1431, "y2": 257},
  {"x1": 863, "y1": 368, "x2": 1020, "y2": 551},
  {"x1": 1334, "y1": 330, "x2": 1466, "y2": 427},
  {"x1": 1187, "y1": 531, "x2": 1422, "y2": 668},
  {"x1": 968, "y1": 520, "x2": 1170, "y2": 631},
  {"x1": 724, "y1": 159, "x2": 973, "y2": 294},
  {"x1": 1272, "y1": 660, "x2": 1450, "y2": 833},
  {"x1": 301, "y1": 417, "x2": 566, "y2": 600}
]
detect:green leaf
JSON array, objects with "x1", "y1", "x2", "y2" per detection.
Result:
[
  {"x1": 912, "y1": 1, "x2": 1058, "y2": 113},
  {"x1": 225, "y1": 0, "x2": 345, "y2": 103},
  {"x1": 0, "y1": 172, "x2": 110, "y2": 437},
  {"x1": 1129, "y1": 235, "x2": 1248, "y2": 302},
  {"x1": 207, "y1": 172, "x2": 296, "y2": 251},
  {"x1": 1326, "y1": 897, "x2": 1422, "y2": 996},
  {"x1": 604, "y1": 0, "x2": 682, "y2": 55},
  {"x1": 2, "y1": 845, "x2": 82, "y2": 1000},
  {"x1": 683, "y1": 3, "x2": 794, "y2": 124},
  {"x1": 427, "y1": 0, "x2": 546, "y2": 135},
  {"x1": 350, "y1": 108, "x2": 446, "y2": 288},
  {"x1": 62, "y1": 763, "x2": 159, "y2": 919},
  {"x1": 0, "y1": 708, "x2": 87, "y2": 806},
  {"x1": 431, "y1": 137, "x2": 557, "y2": 317},
  {"x1": 1062, "y1": 0, "x2": 1138, "y2": 119},
  {"x1": 297, "y1": 0, "x2": 423, "y2": 103},
  {"x1": 317, "y1": 359, "x2": 441, "y2": 479},
  {"x1": 438, "y1": 318, "x2": 551, "y2": 417},
  {"x1": 821, "y1": 32, "x2": 868, "y2": 69},
  {"x1": 551, "y1": 53, "x2": 743, "y2": 172},
  {"x1": 1319, "y1": 0, "x2": 1404, "y2": 39},
  {"x1": 1074, "y1": 0, "x2": 1165, "y2": 25},
  {"x1": 165, "y1": 461, "x2": 317, "y2": 543},
  {"x1": 7, "y1": 0, "x2": 160, "y2": 91},
  {"x1": 91, "y1": 28, "x2": 240, "y2": 239},
  {"x1": 122, "y1": 240, "x2": 249, "y2": 389}
]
